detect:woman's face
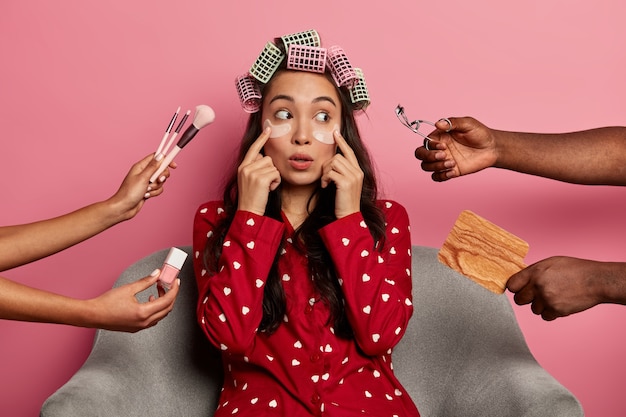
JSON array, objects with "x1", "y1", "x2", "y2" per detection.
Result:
[{"x1": 260, "y1": 70, "x2": 342, "y2": 187}]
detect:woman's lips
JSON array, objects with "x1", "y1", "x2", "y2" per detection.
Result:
[{"x1": 289, "y1": 153, "x2": 313, "y2": 170}]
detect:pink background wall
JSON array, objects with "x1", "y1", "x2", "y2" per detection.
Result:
[{"x1": 1, "y1": 1, "x2": 625, "y2": 415}]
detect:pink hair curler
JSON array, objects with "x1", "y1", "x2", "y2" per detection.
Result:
[
  {"x1": 280, "y1": 29, "x2": 321, "y2": 49},
  {"x1": 235, "y1": 74, "x2": 262, "y2": 113},
  {"x1": 349, "y1": 68, "x2": 370, "y2": 110},
  {"x1": 249, "y1": 42, "x2": 284, "y2": 84},
  {"x1": 327, "y1": 45, "x2": 358, "y2": 89},
  {"x1": 286, "y1": 44, "x2": 327, "y2": 73}
]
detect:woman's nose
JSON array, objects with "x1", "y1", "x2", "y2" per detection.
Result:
[{"x1": 291, "y1": 121, "x2": 312, "y2": 145}]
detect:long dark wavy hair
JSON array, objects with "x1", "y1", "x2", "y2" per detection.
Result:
[{"x1": 203, "y1": 38, "x2": 386, "y2": 338}]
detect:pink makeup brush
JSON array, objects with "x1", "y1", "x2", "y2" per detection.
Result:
[
  {"x1": 159, "y1": 109, "x2": 191, "y2": 159},
  {"x1": 155, "y1": 106, "x2": 180, "y2": 157},
  {"x1": 149, "y1": 104, "x2": 216, "y2": 183}
]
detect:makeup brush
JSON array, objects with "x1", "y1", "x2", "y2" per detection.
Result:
[
  {"x1": 149, "y1": 104, "x2": 216, "y2": 183},
  {"x1": 155, "y1": 106, "x2": 180, "y2": 157},
  {"x1": 159, "y1": 109, "x2": 191, "y2": 158}
]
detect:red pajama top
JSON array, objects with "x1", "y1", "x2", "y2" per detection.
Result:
[{"x1": 193, "y1": 200, "x2": 420, "y2": 417}]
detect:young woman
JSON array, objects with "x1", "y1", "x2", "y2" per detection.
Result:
[{"x1": 193, "y1": 30, "x2": 419, "y2": 416}]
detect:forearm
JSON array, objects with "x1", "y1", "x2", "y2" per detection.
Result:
[
  {"x1": 320, "y1": 205, "x2": 413, "y2": 355},
  {"x1": 0, "y1": 276, "x2": 95, "y2": 327},
  {"x1": 0, "y1": 198, "x2": 127, "y2": 271},
  {"x1": 596, "y1": 262, "x2": 626, "y2": 305},
  {"x1": 194, "y1": 207, "x2": 285, "y2": 351},
  {"x1": 494, "y1": 127, "x2": 626, "y2": 185}
]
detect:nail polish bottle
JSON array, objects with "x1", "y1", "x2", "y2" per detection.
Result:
[{"x1": 158, "y1": 247, "x2": 188, "y2": 289}]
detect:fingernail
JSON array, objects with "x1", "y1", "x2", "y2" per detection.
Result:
[
  {"x1": 155, "y1": 153, "x2": 164, "y2": 162},
  {"x1": 144, "y1": 192, "x2": 151, "y2": 199},
  {"x1": 177, "y1": 278, "x2": 181, "y2": 286},
  {"x1": 150, "y1": 269, "x2": 160, "y2": 277},
  {"x1": 147, "y1": 186, "x2": 153, "y2": 192},
  {"x1": 438, "y1": 118, "x2": 452, "y2": 132},
  {"x1": 159, "y1": 175, "x2": 166, "y2": 183}
]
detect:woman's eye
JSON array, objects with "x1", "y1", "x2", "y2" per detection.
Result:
[
  {"x1": 275, "y1": 110, "x2": 291, "y2": 120},
  {"x1": 315, "y1": 112, "x2": 330, "y2": 122}
]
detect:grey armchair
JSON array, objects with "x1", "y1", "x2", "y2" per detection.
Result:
[{"x1": 40, "y1": 246, "x2": 584, "y2": 417}]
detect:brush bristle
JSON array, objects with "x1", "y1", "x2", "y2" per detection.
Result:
[{"x1": 193, "y1": 104, "x2": 216, "y2": 129}]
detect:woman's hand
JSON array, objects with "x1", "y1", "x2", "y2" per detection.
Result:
[
  {"x1": 237, "y1": 127, "x2": 281, "y2": 215},
  {"x1": 85, "y1": 270, "x2": 180, "y2": 332},
  {"x1": 108, "y1": 153, "x2": 176, "y2": 222},
  {"x1": 414, "y1": 117, "x2": 497, "y2": 182},
  {"x1": 321, "y1": 130, "x2": 363, "y2": 219}
]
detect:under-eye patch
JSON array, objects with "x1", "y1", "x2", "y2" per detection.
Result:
[
  {"x1": 264, "y1": 119, "x2": 292, "y2": 138},
  {"x1": 312, "y1": 125, "x2": 338, "y2": 145}
]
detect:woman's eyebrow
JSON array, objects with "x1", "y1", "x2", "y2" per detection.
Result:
[
  {"x1": 269, "y1": 95, "x2": 337, "y2": 107},
  {"x1": 312, "y1": 96, "x2": 336, "y2": 107},
  {"x1": 269, "y1": 94, "x2": 294, "y2": 104}
]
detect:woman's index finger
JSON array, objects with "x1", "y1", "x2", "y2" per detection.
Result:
[
  {"x1": 243, "y1": 127, "x2": 272, "y2": 164},
  {"x1": 333, "y1": 130, "x2": 358, "y2": 165}
]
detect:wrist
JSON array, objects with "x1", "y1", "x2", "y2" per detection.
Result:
[
  {"x1": 596, "y1": 262, "x2": 626, "y2": 305},
  {"x1": 101, "y1": 195, "x2": 137, "y2": 224},
  {"x1": 47, "y1": 296, "x2": 100, "y2": 329},
  {"x1": 490, "y1": 129, "x2": 508, "y2": 169},
  {"x1": 237, "y1": 204, "x2": 265, "y2": 217},
  {"x1": 78, "y1": 297, "x2": 105, "y2": 329},
  {"x1": 335, "y1": 208, "x2": 359, "y2": 220}
]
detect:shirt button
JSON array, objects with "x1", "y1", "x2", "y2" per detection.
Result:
[
  {"x1": 311, "y1": 393, "x2": 321, "y2": 404},
  {"x1": 310, "y1": 353, "x2": 320, "y2": 362},
  {"x1": 304, "y1": 305, "x2": 313, "y2": 314}
]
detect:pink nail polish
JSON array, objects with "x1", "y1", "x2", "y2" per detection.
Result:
[{"x1": 158, "y1": 247, "x2": 188, "y2": 289}]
